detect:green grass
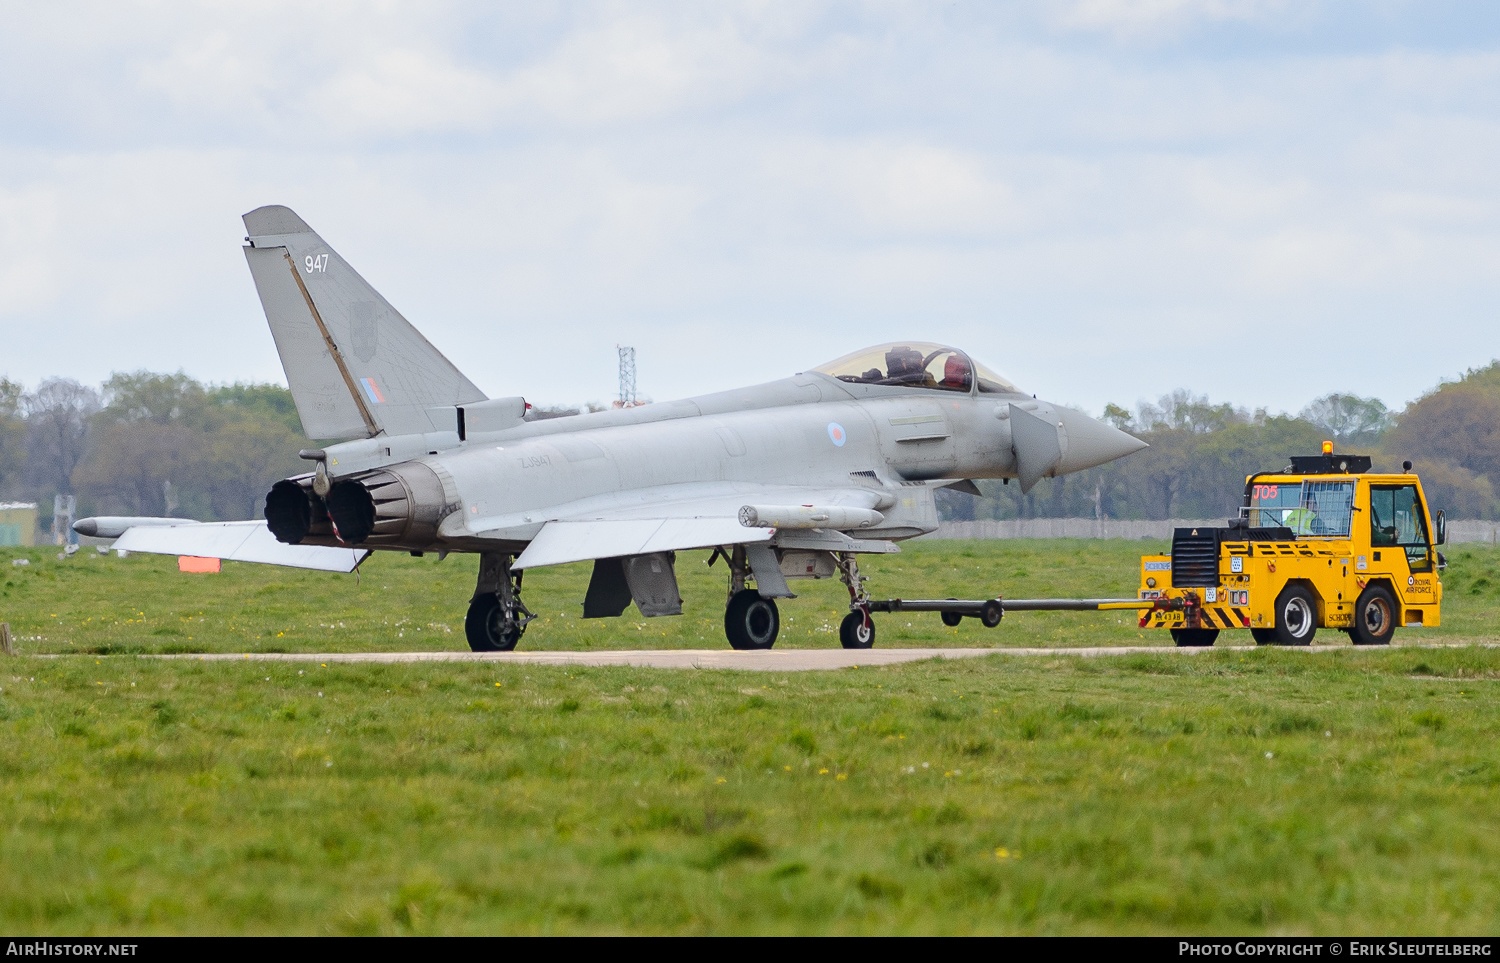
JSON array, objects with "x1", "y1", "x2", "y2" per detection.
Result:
[
  {"x1": 2, "y1": 539, "x2": 1178, "y2": 654},
  {"x1": 1, "y1": 540, "x2": 1499, "y2": 934},
  {"x1": 2, "y1": 648, "x2": 1499, "y2": 934},
  {"x1": 4, "y1": 539, "x2": 1500, "y2": 654}
]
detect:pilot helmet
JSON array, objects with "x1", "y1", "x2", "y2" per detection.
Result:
[
  {"x1": 943, "y1": 353, "x2": 971, "y2": 389},
  {"x1": 885, "y1": 345, "x2": 924, "y2": 377}
]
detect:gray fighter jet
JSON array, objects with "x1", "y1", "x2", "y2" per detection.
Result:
[{"x1": 82, "y1": 205, "x2": 1146, "y2": 651}]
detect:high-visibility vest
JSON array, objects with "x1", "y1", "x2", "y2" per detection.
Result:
[{"x1": 1285, "y1": 508, "x2": 1316, "y2": 535}]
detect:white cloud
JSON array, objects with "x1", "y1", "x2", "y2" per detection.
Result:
[
  {"x1": 495, "y1": 14, "x2": 782, "y2": 126},
  {"x1": 0, "y1": 181, "x2": 61, "y2": 316},
  {"x1": 0, "y1": 2, "x2": 1498, "y2": 418},
  {"x1": 757, "y1": 139, "x2": 1017, "y2": 238},
  {"x1": 1056, "y1": 0, "x2": 1293, "y2": 37}
]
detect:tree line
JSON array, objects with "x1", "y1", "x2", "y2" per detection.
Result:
[
  {"x1": 0, "y1": 373, "x2": 308, "y2": 524},
  {"x1": 1, "y1": 365, "x2": 1497, "y2": 532},
  {"x1": 0, "y1": 372, "x2": 581, "y2": 531}
]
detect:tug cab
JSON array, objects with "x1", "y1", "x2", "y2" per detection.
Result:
[{"x1": 1139, "y1": 445, "x2": 1446, "y2": 646}]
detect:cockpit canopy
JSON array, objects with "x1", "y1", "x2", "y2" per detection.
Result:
[{"x1": 812, "y1": 342, "x2": 1018, "y2": 394}]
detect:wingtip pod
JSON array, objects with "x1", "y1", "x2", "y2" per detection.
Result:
[
  {"x1": 242, "y1": 205, "x2": 313, "y2": 238},
  {"x1": 73, "y1": 516, "x2": 198, "y2": 539}
]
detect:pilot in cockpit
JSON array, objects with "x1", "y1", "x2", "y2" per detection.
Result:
[
  {"x1": 941, "y1": 353, "x2": 972, "y2": 390},
  {"x1": 814, "y1": 341, "x2": 1017, "y2": 395},
  {"x1": 884, "y1": 345, "x2": 935, "y2": 387}
]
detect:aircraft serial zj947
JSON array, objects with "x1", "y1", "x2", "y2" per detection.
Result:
[{"x1": 78, "y1": 206, "x2": 1147, "y2": 652}]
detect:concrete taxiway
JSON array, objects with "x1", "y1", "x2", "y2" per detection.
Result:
[{"x1": 148, "y1": 643, "x2": 1492, "y2": 671}]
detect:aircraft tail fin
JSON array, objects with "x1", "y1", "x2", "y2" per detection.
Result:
[{"x1": 241, "y1": 205, "x2": 486, "y2": 439}]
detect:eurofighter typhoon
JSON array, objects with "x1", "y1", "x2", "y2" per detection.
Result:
[{"x1": 80, "y1": 205, "x2": 1147, "y2": 651}]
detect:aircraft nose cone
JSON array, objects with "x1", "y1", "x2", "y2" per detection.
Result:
[
  {"x1": 73, "y1": 518, "x2": 99, "y2": 537},
  {"x1": 1057, "y1": 407, "x2": 1148, "y2": 473}
]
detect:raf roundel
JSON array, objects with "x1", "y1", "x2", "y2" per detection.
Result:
[{"x1": 827, "y1": 422, "x2": 847, "y2": 447}]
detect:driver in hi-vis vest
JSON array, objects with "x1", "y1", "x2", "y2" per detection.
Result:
[{"x1": 1285, "y1": 505, "x2": 1317, "y2": 535}]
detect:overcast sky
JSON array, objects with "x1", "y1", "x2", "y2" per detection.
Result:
[{"x1": 1, "y1": 1, "x2": 1497, "y2": 417}]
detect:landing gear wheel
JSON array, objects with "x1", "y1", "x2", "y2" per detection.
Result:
[
  {"x1": 839, "y1": 611, "x2": 875, "y2": 649},
  {"x1": 1350, "y1": 584, "x2": 1397, "y2": 646},
  {"x1": 465, "y1": 594, "x2": 521, "y2": 652},
  {"x1": 725, "y1": 589, "x2": 779, "y2": 650},
  {"x1": 1271, "y1": 585, "x2": 1318, "y2": 646},
  {"x1": 1170, "y1": 628, "x2": 1219, "y2": 647},
  {"x1": 1251, "y1": 628, "x2": 1278, "y2": 645}
]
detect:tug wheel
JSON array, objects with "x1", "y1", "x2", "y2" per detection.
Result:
[
  {"x1": 1271, "y1": 585, "x2": 1318, "y2": 646},
  {"x1": 1170, "y1": 628, "x2": 1219, "y2": 647},
  {"x1": 1350, "y1": 585, "x2": 1397, "y2": 646}
]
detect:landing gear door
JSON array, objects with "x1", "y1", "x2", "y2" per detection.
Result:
[{"x1": 622, "y1": 552, "x2": 684, "y2": 617}]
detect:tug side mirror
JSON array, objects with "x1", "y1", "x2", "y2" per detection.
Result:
[{"x1": 1435, "y1": 509, "x2": 1446, "y2": 545}]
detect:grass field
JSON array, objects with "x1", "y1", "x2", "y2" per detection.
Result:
[
  {"x1": 1, "y1": 540, "x2": 1499, "y2": 934},
  {"x1": 6, "y1": 538, "x2": 1500, "y2": 655}
]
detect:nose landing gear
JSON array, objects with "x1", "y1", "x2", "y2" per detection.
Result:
[{"x1": 837, "y1": 553, "x2": 876, "y2": 649}]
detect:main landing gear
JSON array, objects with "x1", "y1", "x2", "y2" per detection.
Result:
[
  {"x1": 466, "y1": 552, "x2": 535, "y2": 652},
  {"x1": 718, "y1": 545, "x2": 781, "y2": 650}
]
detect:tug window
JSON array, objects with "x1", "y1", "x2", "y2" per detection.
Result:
[
  {"x1": 1250, "y1": 480, "x2": 1354, "y2": 537},
  {"x1": 1369, "y1": 485, "x2": 1431, "y2": 569},
  {"x1": 1249, "y1": 483, "x2": 1303, "y2": 529},
  {"x1": 1300, "y1": 480, "x2": 1355, "y2": 538}
]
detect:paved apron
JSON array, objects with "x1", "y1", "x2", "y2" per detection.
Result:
[{"x1": 140, "y1": 642, "x2": 1494, "y2": 671}]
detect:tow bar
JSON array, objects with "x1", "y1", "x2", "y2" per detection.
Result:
[{"x1": 867, "y1": 596, "x2": 1168, "y2": 629}]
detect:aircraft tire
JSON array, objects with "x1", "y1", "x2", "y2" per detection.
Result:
[
  {"x1": 725, "y1": 589, "x2": 779, "y2": 650},
  {"x1": 465, "y1": 594, "x2": 521, "y2": 652},
  {"x1": 1170, "y1": 628, "x2": 1219, "y2": 647},
  {"x1": 1270, "y1": 585, "x2": 1317, "y2": 646},
  {"x1": 839, "y1": 612, "x2": 875, "y2": 649},
  {"x1": 1350, "y1": 584, "x2": 1397, "y2": 646}
]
